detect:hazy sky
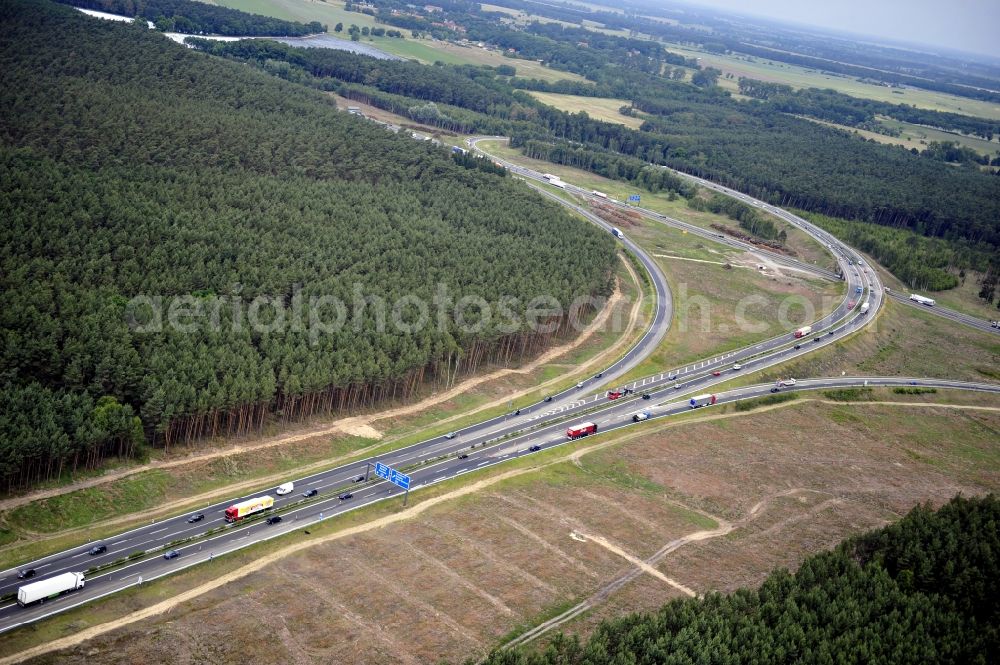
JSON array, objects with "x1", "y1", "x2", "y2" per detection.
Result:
[{"x1": 683, "y1": 0, "x2": 1000, "y2": 59}]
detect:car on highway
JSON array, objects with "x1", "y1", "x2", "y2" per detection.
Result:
[
  {"x1": 576, "y1": 382, "x2": 584, "y2": 389},
  {"x1": 828, "y1": 330, "x2": 834, "y2": 335},
  {"x1": 794, "y1": 344, "x2": 801, "y2": 350},
  {"x1": 276, "y1": 482, "x2": 294, "y2": 495},
  {"x1": 667, "y1": 374, "x2": 677, "y2": 381},
  {"x1": 266, "y1": 515, "x2": 282, "y2": 525},
  {"x1": 780, "y1": 378, "x2": 797, "y2": 387},
  {"x1": 813, "y1": 337, "x2": 822, "y2": 343},
  {"x1": 353, "y1": 475, "x2": 365, "y2": 483},
  {"x1": 528, "y1": 445, "x2": 542, "y2": 452},
  {"x1": 187, "y1": 513, "x2": 205, "y2": 523},
  {"x1": 712, "y1": 371, "x2": 721, "y2": 377},
  {"x1": 770, "y1": 387, "x2": 780, "y2": 393},
  {"x1": 641, "y1": 393, "x2": 651, "y2": 400},
  {"x1": 732, "y1": 363, "x2": 742, "y2": 371},
  {"x1": 674, "y1": 383, "x2": 682, "y2": 389},
  {"x1": 163, "y1": 549, "x2": 179, "y2": 560},
  {"x1": 445, "y1": 432, "x2": 456, "y2": 439},
  {"x1": 88, "y1": 544, "x2": 107, "y2": 556},
  {"x1": 299, "y1": 488, "x2": 319, "y2": 498},
  {"x1": 544, "y1": 396, "x2": 553, "y2": 402},
  {"x1": 17, "y1": 569, "x2": 35, "y2": 580},
  {"x1": 459, "y1": 453, "x2": 469, "y2": 459},
  {"x1": 338, "y1": 493, "x2": 353, "y2": 501}
]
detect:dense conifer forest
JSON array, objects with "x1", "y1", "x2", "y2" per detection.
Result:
[
  {"x1": 0, "y1": 0, "x2": 616, "y2": 490},
  {"x1": 481, "y1": 494, "x2": 1000, "y2": 664}
]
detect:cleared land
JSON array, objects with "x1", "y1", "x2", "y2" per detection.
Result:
[
  {"x1": 9, "y1": 400, "x2": 999, "y2": 664},
  {"x1": 619, "y1": 218, "x2": 843, "y2": 381},
  {"x1": 526, "y1": 92, "x2": 646, "y2": 129}
]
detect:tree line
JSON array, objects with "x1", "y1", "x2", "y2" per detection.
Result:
[
  {"x1": 56, "y1": 0, "x2": 324, "y2": 35},
  {"x1": 0, "y1": 0, "x2": 616, "y2": 491},
  {"x1": 479, "y1": 494, "x2": 1000, "y2": 664}
]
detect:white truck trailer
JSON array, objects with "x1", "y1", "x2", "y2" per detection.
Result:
[{"x1": 18, "y1": 572, "x2": 85, "y2": 606}]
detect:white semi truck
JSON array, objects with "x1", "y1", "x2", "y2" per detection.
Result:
[
  {"x1": 17, "y1": 572, "x2": 85, "y2": 606},
  {"x1": 910, "y1": 294, "x2": 935, "y2": 306}
]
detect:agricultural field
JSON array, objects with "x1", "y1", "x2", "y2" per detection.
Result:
[
  {"x1": 205, "y1": 0, "x2": 588, "y2": 81},
  {"x1": 526, "y1": 92, "x2": 646, "y2": 128},
  {"x1": 667, "y1": 44, "x2": 1000, "y2": 120},
  {"x1": 11, "y1": 400, "x2": 999, "y2": 664},
  {"x1": 797, "y1": 115, "x2": 1000, "y2": 158}
]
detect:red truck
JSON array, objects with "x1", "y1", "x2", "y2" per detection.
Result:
[
  {"x1": 566, "y1": 422, "x2": 598, "y2": 439},
  {"x1": 606, "y1": 390, "x2": 624, "y2": 400}
]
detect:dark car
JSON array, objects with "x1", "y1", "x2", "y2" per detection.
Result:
[
  {"x1": 17, "y1": 569, "x2": 36, "y2": 580},
  {"x1": 187, "y1": 513, "x2": 205, "y2": 523},
  {"x1": 338, "y1": 493, "x2": 353, "y2": 501},
  {"x1": 543, "y1": 396, "x2": 553, "y2": 402},
  {"x1": 88, "y1": 544, "x2": 107, "y2": 556},
  {"x1": 641, "y1": 393, "x2": 651, "y2": 400},
  {"x1": 458, "y1": 453, "x2": 469, "y2": 459},
  {"x1": 828, "y1": 330, "x2": 834, "y2": 335},
  {"x1": 302, "y1": 488, "x2": 319, "y2": 497},
  {"x1": 594, "y1": 372, "x2": 603, "y2": 378},
  {"x1": 794, "y1": 344, "x2": 801, "y2": 350},
  {"x1": 163, "y1": 549, "x2": 179, "y2": 560},
  {"x1": 770, "y1": 387, "x2": 780, "y2": 393},
  {"x1": 528, "y1": 445, "x2": 542, "y2": 452},
  {"x1": 353, "y1": 475, "x2": 366, "y2": 483},
  {"x1": 667, "y1": 374, "x2": 677, "y2": 381},
  {"x1": 813, "y1": 337, "x2": 821, "y2": 343},
  {"x1": 266, "y1": 515, "x2": 282, "y2": 525}
]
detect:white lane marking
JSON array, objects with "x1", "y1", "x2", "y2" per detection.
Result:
[
  {"x1": 149, "y1": 528, "x2": 168, "y2": 535},
  {"x1": 477, "y1": 461, "x2": 490, "y2": 467}
]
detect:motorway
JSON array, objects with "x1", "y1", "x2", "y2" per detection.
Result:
[
  {"x1": 2, "y1": 133, "x2": 980, "y2": 633},
  {"x1": 886, "y1": 290, "x2": 1000, "y2": 334}
]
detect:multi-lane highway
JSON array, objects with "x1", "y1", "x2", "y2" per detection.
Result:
[
  {"x1": 0, "y1": 133, "x2": 955, "y2": 634},
  {"x1": 886, "y1": 290, "x2": 1000, "y2": 334}
]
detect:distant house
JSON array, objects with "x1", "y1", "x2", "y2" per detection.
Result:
[{"x1": 424, "y1": 4, "x2": 443, "y2": 12}]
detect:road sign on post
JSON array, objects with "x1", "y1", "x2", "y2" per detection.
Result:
[
  {"x1": 373, "y1": 462, "x2": 412, "y2": 505},
  {"x1": 628, "y1": 194, "x2": 641, "y2": 203}
]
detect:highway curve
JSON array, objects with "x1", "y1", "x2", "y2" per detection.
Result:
[{"x1": 1, "y1": 132, "x2": 965, "y2": 635}]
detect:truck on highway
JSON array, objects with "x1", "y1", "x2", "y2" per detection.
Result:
[
  {"x1": 910, "y1": 294, "x2": 935, "y2": 307},
  {"x1": 689, "y1": 394, "x2": 717, "y2": 409},
  {"x1": 606, "y1": 389, "x2": 624, "y2": 400},
  {"x1": 17, "y1": 572, "x2": 85, "y2": 606},
  {"x1": 549, "y1": 178, "x2": 567, "y2": 189},
  {"x1": 859, "y1": 302, "x2": 870, "y2": 315},
  {"x1": 566, "y1": 422, "x2": 597, "y2": 439},
  {"x1": 793, "y1": 325, "x2": 812, "y2": 338},
  {"x1": 611, "y1": 227, "x2": 624, "y2": 239},
  {"x1": 591, "y1": 190, "x2": 608, "y2": 199},
  {"x1": 224, "y1": 495, "x2": 274, "y2": 522},
  {"x1": 632, "y1": 410, "x2": 651, "y2": 422}
]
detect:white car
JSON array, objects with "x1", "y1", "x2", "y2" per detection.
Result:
[
  {"x1": 732, "y1": 363, "x2": 742, "y2": 371},
  {"x1": 779, "y1": 378, "x2": 797, "y2": 387},
  {"x1": 276, "y1": 482, "x2": 294, "y2": 495}
]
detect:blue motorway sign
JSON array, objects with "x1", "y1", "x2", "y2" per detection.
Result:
[
  {"x1": 389, "y1": 469, "x2": 411, "y2": 490},
  {"x1": 373, "y1": 461, "x2": 410, "y2": 490},
  {"x1": 628, "y1": 194, "x2": 641, "y2": 202}
]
